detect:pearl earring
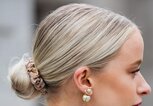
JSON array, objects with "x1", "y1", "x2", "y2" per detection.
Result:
[
  {"x1": 82, "y1": 94, "x2": 91, "y2": 102},
  {"x1": 82, "y1": 88, "x2": 93, "y2": 102}
]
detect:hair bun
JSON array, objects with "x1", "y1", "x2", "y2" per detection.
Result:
[{"x1": 8, "y1": 54, "x2": 40, "y2": 99}]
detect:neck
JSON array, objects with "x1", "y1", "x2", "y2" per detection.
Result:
[
  {"x1": 47, "y1": 81, "x2": 84, "y2": 106},
  {"x1": 48, "y1": 90, "x2": 83, "y2": 106}
]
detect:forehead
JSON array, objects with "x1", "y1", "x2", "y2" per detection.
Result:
[{"x1": 115, "y1": 28, "x2": 144, "y2": 65}]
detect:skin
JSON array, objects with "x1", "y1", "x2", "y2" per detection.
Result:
[
  {"x1": 88, "y1": 28, "x2": 151, "y2": 106},
  {"x1": 48, "y1": 29, "x2": 151, "y2": 106}
]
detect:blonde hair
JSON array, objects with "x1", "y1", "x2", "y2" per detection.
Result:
[{"x1": 8, "y1": 3, "x2": 137, "y2": 100}]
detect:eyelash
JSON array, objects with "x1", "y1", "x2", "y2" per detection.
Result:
[{"x1": 131, "y1": 68, "x2": 140, "y2": 77}]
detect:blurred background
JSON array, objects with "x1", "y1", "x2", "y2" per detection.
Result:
[{"x1": 0, "y1": 0, "x2": 153, "y2": 106}]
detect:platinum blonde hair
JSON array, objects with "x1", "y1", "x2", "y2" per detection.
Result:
[{"x1": 8, "y1": 3, "x2": 137, "y2": 99}]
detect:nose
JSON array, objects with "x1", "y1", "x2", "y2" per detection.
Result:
[{"x1": 137, "y1": 73, "x2": 151, "y2": 96}]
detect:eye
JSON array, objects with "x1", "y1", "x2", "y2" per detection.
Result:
[{"x1": 131, "y1": 68, "x2": 140, "y2": 78}]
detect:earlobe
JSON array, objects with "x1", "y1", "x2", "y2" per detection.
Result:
[{"x1": 73, "y1": 66, "x2": 92, "y2": 93}]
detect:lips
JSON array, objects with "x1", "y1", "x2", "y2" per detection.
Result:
[{"x1": 133, "y1": 102, "x2": 142, "y2": 106}]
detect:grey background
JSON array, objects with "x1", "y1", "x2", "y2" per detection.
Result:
[{"x1": 0, "y1": 0, "x2": 153, "y2": 106}]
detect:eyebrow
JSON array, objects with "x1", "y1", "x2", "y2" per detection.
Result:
[{"x1": 130, "y1": 60, "x2": 142, "y2": 66}]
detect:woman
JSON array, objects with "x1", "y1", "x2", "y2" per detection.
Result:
[{"x1": 8, "y1": 3, "x2": 151, "y2": 106}]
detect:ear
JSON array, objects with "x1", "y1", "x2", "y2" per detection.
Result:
[{"x1": 73, "y1": 66, "x2": 93, "y2": 93}]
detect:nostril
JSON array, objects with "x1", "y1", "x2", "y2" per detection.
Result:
[{"x1": 141, "y1": 91, "x2": 147, "y2": 95}]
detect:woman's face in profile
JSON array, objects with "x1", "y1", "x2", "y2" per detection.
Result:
[{"x1": 92, "y1": 29, "x2": 151, "y2": 106}]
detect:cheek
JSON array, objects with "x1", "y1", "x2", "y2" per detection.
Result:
[
  {"x1": 114, "y1": 76, "x2": 137, "y2": 100},
  {"x1": 93, "y1": 74, "x2": 137, "y2": 106}
]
